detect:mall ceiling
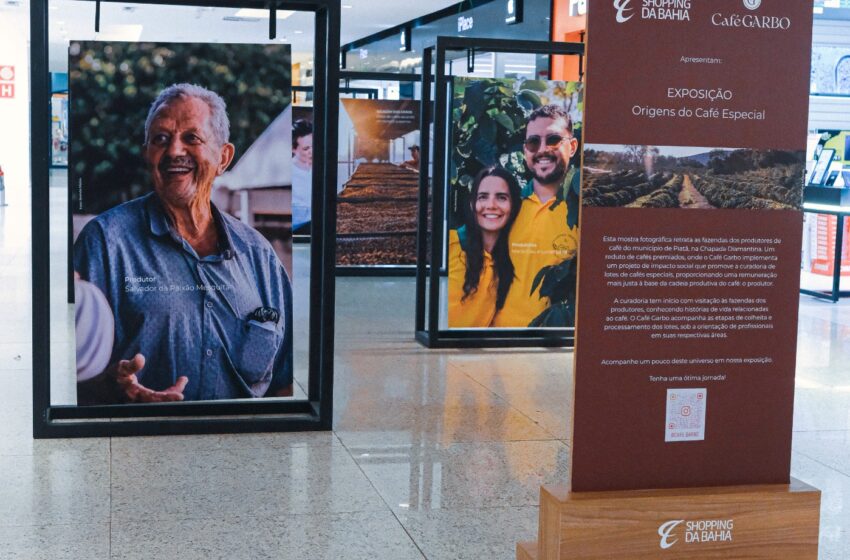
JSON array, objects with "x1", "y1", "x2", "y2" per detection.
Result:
[
  {"x1": 0, "y1": 0, "x2": 459, "y2": 69},
  {"x1": 3, "y1": 1, "x2": 847, "y2": 69}
]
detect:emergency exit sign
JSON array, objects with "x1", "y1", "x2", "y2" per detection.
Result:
[{"x1": 0, "y1": 66, "x2": 15, "y2": 99}]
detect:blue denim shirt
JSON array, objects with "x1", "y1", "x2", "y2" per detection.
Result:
[{"x1": 74, "y1": 193, "x2": 293, "y2": 401}]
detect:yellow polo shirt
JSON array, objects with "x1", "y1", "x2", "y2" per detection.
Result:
[
  {"x1": 447, "y1": 229, "x2": 499, "y2": 328},
  {"x1": 491, "y1": 188, "x2": 578, "y2": 328}
]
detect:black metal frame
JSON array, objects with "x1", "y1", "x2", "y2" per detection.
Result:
[
  {"x1": 800, "y1": 204, "x2": 850, "y2": 302},
  {"x1": 293, "y1": 84, "x2": 378, "y2": 99},
  {"x1": 339, "y1": 87, "x2": 378, "y2": 99},
  {"x1": 333, "y1": 70, "x2": 425, "y2": 277},
  {"x1": 31, "y1": 0, "x2": 340, "y2": 437},
  {"x1": 339, "y1": 70, "x2": 420, "y2": 83},
  {"x1": 415, "y1": 36, "x2": 583, "y2": 349}
]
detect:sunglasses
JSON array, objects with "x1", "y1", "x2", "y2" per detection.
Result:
[{"x1": 524, "y1": 134, "x2": 568, "y2": 152}]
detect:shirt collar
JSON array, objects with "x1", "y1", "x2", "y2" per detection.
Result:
[
  {"x1": 146, "y1": 192, "x2": 171, "y2": 238},
  {"x1": 145, "y1": 192, "x2": 238, "y2": 257},
  {"x1": 523, "y1": 179, "x2": 567, "y2": 207},
  {"x1": 521, "y1": 182, "x2": 547, "y2": 206}
]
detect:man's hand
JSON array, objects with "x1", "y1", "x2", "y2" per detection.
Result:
[{"x1": 109, "y1": 354, "x2": 189, "y2": 403}]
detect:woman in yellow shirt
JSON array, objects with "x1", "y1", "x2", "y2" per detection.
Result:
[{"x1": 448, "y1": 166, "x2": 522, "y2": 328}]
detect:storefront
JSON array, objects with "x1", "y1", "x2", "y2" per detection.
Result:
[
  {"x1": 550, "y1": 0, "x2": 586, "y2": 81},
  {"x1": 801, "y1": 4, "x2": 850, "y2": 299},
  {"x1": 342, "y1": 0, "x2": 553, "y2": 81},
  {"x1": 0, "y1": 1, "x2": 30, "y2": 207}
]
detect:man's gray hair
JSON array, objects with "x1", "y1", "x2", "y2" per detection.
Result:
[{"x1": 144, "y1": 83, "x2": 230, "y2": 145}]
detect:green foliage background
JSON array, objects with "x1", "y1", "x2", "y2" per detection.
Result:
[
  {"x1": 449, "y1": 78, "x2": 583, "y2": 229},
  {"x1": 70, "y1": 41, "x2": 291, "y2": 214}
]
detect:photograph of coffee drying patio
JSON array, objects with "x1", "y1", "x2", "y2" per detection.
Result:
[
  {"x1": 337, "y1": 162, "x2": 423, "y2": 265},
  {"x1": 336, "y1": 99, "x2": 424, "y2": 266}
]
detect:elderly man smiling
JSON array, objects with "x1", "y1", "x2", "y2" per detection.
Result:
[{"x1": 74, "y1": 83, "x2": 293, "y2": 404}]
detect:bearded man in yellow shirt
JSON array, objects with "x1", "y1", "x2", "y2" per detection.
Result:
[{"x1": 492, "y1": 104, "x2": 580, "y2": 328}]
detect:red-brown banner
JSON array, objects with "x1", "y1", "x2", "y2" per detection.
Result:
[{"x1": 571, "y1": 0, "x2": 813, "y2": 492}]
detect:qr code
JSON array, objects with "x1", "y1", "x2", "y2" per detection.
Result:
[{"x1": 665, "y1": 388, "x2": 707, "y2": 442}]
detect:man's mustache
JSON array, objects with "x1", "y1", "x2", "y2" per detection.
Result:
[
  {"x1": 532, "y1": 151, "x2": 562, "y2": 163},
  {"x1": 159, "y1": 156, "x2": 196, "y2": 170}
]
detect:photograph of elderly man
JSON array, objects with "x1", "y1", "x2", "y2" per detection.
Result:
[
  {"x1": 447, "y1": 78, "x2": 583, "y2": 329},
  {"x1": 75, "y1": 83, "x2": 293, "y2": 404},
  {"x1": 70, "y1": 41, "x2": 293, "y2": 405}
]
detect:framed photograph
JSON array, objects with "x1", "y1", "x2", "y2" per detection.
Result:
[
  {"x1": 447, "y1": 77, "x2": 583, "y2": 329},
  {"x1": 414, "y1": 37, "x2": 585, "y2": 349},
  {"x1": 336, "y1": 98, "x2": 421, "y2": 266},
  {"x1": 31, "y1": 0, "x2": 341, "y2": 437},
  {"x1": 70, "y1": 40, "x2": 294, "y2": 406}
]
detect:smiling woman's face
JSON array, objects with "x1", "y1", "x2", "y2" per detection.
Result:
[
  {"x1": 474, "y1": 176, "x2": 512, "y2": 234},
  {"x1": 144, "y1": 95, "x2": 233, "y2": 206}
]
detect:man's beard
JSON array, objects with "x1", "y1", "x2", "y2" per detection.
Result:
[{"x1": 530, "y1": 153, "x2": 567, "y2": 185}]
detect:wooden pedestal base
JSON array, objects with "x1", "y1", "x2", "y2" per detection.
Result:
[
  {"x1": 516, "y1": 541, "x2": 537, "y2": 560},
  {"x1": 519, "y1": 478, "x2": 820, "y2": 559}
]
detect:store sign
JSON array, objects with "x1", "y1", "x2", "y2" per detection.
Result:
[
  {"x1": 570, "y1": 0, "x2": 587, "y2": 17},
  {"x1": 571, "y1": 1, "x2": 813, "y2": 492},
  {"x1": 458, "y1": 15, "x2": 474, "y2": 32},
  {"x1": 658, "y1": 518, "x2": 735, "y2": 549},
  {"x1": 0, "y1": 65, "x2": 14, "y2": 99},
  {"x1": 506, "y1": 0, "x2": 523, "y2": 24}
]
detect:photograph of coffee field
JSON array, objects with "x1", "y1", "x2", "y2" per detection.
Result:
[{"x1": 582, "y1": 144, "x2": 805, "y2": 210}]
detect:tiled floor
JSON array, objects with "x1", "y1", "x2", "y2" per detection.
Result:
[{"x1": 0, "y1": 182, "x2": 848, "y2": 559}]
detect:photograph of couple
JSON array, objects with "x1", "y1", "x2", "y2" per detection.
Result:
[{"x1": 447, "y1": 78, "x2": 583, "y2": 329}]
